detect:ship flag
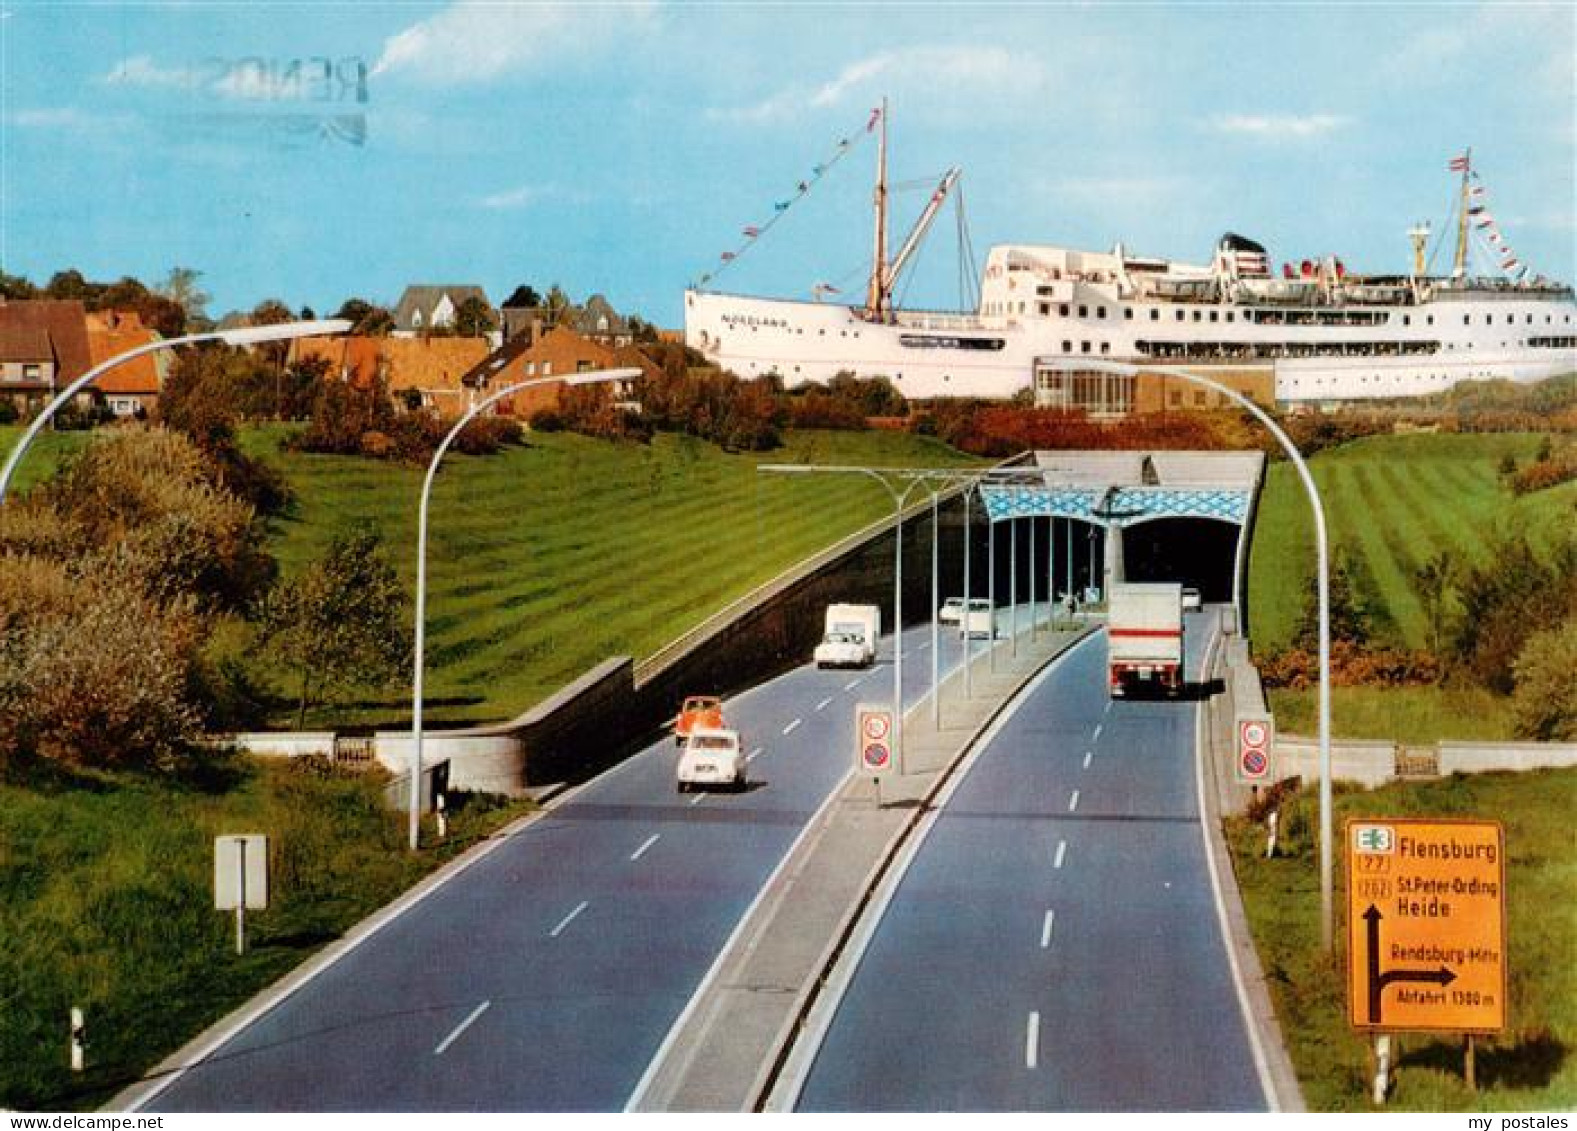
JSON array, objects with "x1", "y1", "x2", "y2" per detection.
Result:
[
  {"x1": 867, "y1": 105, "x2": 882, "y2": 133},
  {"x1": 743, "y1": 226, "x2": 761, "y2": 237},
  {"x1": 774, "y1": 201, "x2": 791, "y2": 212},
  {"x1": 720, "y1": 251, "x2": 736, "y2": 261},
  {"x1": 1448, "y1": 153, "x2": 1471, "y2": 172}
]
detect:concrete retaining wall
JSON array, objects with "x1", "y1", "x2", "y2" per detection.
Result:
[
  {"x1": 1437, "y1": 741, "x2": 1577, "y2": 775},
  {"x1": 1274, "y1": 738, "x2": 1398, "y2": 789},
  {"x1": 221, "y1": 732, "x2": 336, "y2": 758}
]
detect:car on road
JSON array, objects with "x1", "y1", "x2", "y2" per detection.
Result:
[
  {"x1": 938, "y1": 597, "x2": 966, "y2": 624},
  {"x1": 677, "y1": 726, "x2": 746, "y2": 792},
  {"x1": 674, "y1": 694, "x2": 724, "y2": 746},
  {"x1": 960, "y1": 598, "x2": 995, "y2": 638},
  {"x1": 1182, "y1": 587, "x2": 1202, "y2": 610}
]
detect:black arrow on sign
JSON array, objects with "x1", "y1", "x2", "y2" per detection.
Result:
[{"x1": 1364, "y1": 904, "x2": 1458, "y2": 1024}]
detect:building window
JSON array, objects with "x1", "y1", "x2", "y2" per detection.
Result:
[
  {"x1": 1100, "y1": 341, "x2": 1110, "y2": 354},
  {"x1": 1080, "y1": 340, "x2": 1091, "y2": 354},
  {"x1": 22, "y1": 363, "x2": 41, "y2": 380},
  {"x1": 1059, "y1": 304, "x2": 1070, "y2": 316},
  {"x1": 1175, "y1": 310, "x2": 1185, "y2": 322},
  {"x1": 526, "y1": 361, "x2": 536, "y2": 376},
  {"x1": 1151, "y1": 309, "x2": 1160, "y2": 321},
  {"x1": 1124, "y1": 307, "x2": 1133, "y2": 320},
  {"x1": 1209, "y1": 310, "x2": 1219, "y2": 323},
  {"x1": 1039, "y1": 303, "x2": 1050, "y2": 316},
  {"x1": 1193, "y1": 391, "x2": 1207, "y2": 406},
  {"x1": 1096, "y1": 306, "x2": 1106, "y2": 319},
  {"x1": 542, "y1": 361, "x2": 552, "y2": 376},
  {"x1": 1078, "y1": 304, "x2": 1088, "y2": 318},
  {"x1": 1062, "y1": 340, "x2": 1072, "y2": 352},
  {"x1": 1403, "y1": 315, "x2": 1411, "y2": 326},
  {"x1": 1226, "y1": 311, "x2": 1235, "y2": 323},
  {"x1": 1192, "y1": 310, "x2": 1202, "y2": 322},
  {"x1": 577, "y1": 360, "x2": 594, "y2": 373}
]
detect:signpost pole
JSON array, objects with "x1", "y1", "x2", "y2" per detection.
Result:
[
  {"x1": 963, "y1": 485, "x2": 973, "y2": 699},
  {"x1": 235, "y1": 839, "x2": 247, "y2": 957}
]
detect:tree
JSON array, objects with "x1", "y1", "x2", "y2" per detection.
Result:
[
  {"x1": 256, "y1": 528, "x2": 410, "y2": 728},
  {"x1": 334, "y1": 297, "x2": 395, "y2": 335},
  {"x1": 1414, "y1": 550, "x2": 1455, "y2": 659},
  {"x1": 503, "y1": 284, "x2": 542, "y2": 310},
  {"x1": 1293, "y1": 553, "x2": 1369, "y2": 652},
  {"x1": 45, "y1": 269, "x2": 94, "y2": 301},
  {"x1": 0, "y1": 269, "x2": 37, "y2": 300},
  {"x1": 453, "y1": 295, "x2": 497, "y2": 337},
  {"x1": 158, "y1": 266, "x2": 211, "y2": 328}
]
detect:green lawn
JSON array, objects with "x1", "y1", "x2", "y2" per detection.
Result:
[
  {"x1": 1227, "y1": 767, "x2": 1577, "y2": 1111},
  {"x1": 0, "y1": 759, "x2": 534, "y2": 1111},
  {"x1": 245, "y1": 426, "x2": 977, "y2": 725},
  {"x1": 1247, "y1": 433, "x2": 1577, "y2": 652},
  {"x1": 1268, "y1": 685, "x2": 1518, "y2": 744}
]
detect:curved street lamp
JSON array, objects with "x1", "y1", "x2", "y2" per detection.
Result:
[
  {"x1": 0, "y1": 319, "x2": 353, "y2": 505},
  {"x1": 407, "y1": 367, "x2": 641, "y2": 849},
  {"x1": 1038, "y1": 358, "x2": 1334, "y2": 951}
]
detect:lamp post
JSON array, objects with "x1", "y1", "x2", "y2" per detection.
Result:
[
  {"x1": 1040, "y1": 358, "x2": 1334, "y2": 951},
  {"x1": 408, "y1": 367, "x2": 638, "y2": 849},
  {"x1": 0, "y1": 319, "x2": 352, "y2": 505}
]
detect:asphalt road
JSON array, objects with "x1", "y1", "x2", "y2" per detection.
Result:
[
  {"x1": 795, "y1": 611, "x2": 1268, "y2": 1111},
  {"x1": 145, "y1": 617, "x2": 976, "y2": 1112}
]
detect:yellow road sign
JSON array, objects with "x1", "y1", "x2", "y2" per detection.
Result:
[{"x1": 1346, "y1": 818, "x2": 1506, "y2": 1033}]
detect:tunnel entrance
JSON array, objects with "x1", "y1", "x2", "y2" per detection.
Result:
[{"x1": 1120, "y1": 518, "x2": 1238, "y2": 601}]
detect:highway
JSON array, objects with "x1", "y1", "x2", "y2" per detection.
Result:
[
  {"x1": 794, "y1": 612, "x2": 1269, "y2": 1111},
  {"x1": 145, "y1": 619, "x2": 977, "y2": 1112}
]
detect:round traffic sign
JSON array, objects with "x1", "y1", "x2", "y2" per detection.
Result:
[
  {"x1": 862, "y1": 714, "x2": 890, "y2": 741},
  {"x1": 863, "y1": 742, "x2": 890, "y2": 769},
  {"x1": 1241, "y1": 721, "x2": 1268, "y2": 748},
  {"x1": 1242, "y1": 749, "x2": 1268, "y2": 777}
]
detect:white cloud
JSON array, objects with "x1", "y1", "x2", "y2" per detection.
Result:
[
  {"x1": 477, "y1": 184, "x2": 540, "y2": 210},
  {"x1": 1209, "y1": 113, "x2": 1351, "y2": 139},
  {"x1": 711, "y1": 45, "x2": 1050, "y2": 125},
  {"x1": 103, "y1": 54, "x2": 201, "y2": 90},
  {"x1": 372, "y1": 0, "x2": 656, "y2": 85},
  {"x1": 11, "y1": 107, "x2": 91, "y2": 128}
]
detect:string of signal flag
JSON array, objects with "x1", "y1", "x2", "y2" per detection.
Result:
[{"x1": 693, "y1": 105, "x2": 883, "y2": 293}]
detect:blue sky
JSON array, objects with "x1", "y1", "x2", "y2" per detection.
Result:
[{"x1": 3, "y1": 1, "x2": 1573, "y2": 326}]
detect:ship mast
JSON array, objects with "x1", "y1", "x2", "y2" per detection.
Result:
[
  {"x1": 1452, "y1": 148, "x2": 1472, "y2": 279},
  {"x1": 866, "y1": 98, "x2": 890, "y2": 321}
]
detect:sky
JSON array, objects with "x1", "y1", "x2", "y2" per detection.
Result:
[{"x1": 2, "y1": 1, "x2": 1573, "y2": 328}]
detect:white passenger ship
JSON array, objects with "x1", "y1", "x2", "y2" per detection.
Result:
[{"x1": 685, "y1": 109, "x2": 1576, "y2": 406}]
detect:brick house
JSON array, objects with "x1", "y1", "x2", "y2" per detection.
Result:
[
  {"x1": 289, "y1": 335, "x2": 491, "y2": 415},
  {"x1": 459, "y1": 324, "x2": 658, "y2": 417},
  {"x1": 391, "y1": 285, "x2": 494, "y2": 338},
  {"x1": 85, "y1": 310, "x2": 165, "y2": 417},
  {"x1": 0, "y1": 299, "x2": 93, "y2": 414}
]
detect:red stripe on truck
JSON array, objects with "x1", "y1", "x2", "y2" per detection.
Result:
[{"x1": 1107, "y1": 629, "x2": 1183, "y2": 639}]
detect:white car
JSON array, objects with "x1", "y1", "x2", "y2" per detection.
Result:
[
  {"x1": 1182, "y1": 587, "x2": 1203, "y2": 610},
  {"x1": 960, "y1": 598, "x2": 995, "y2": 639},
  {"x1": 814, "y1": 631, "x2": 869, "y2": 668},
  {"x1": 677, "y1": 726, "x2": 746, "y2": 792},
  {"x1": 938, "y1": 597, "x2": 966, "y2": 625}
]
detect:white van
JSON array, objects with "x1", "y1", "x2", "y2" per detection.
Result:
[{"x1": 960, "y1": 599, "x2": 994, "y2": 639}]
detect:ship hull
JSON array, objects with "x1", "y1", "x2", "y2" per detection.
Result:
[{"x1": 685, "y1": 288, "x2": 1577, "y2": 404}]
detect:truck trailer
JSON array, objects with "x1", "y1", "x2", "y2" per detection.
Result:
[{"x1": 1106, "y1": 582, "x2": 1185, "y2": 698}]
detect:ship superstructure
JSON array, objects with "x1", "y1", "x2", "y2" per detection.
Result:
[{"x1": 685, "y1": 112, "x2": 1576, "y2": 406}]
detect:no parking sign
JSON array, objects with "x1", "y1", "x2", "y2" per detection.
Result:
[
  {"x1": 1235, "y1": 714, "x2": 1274, "y2": 783},
  {"x1": 856, "y1": 704, "x2": 894, "y2": 777}
]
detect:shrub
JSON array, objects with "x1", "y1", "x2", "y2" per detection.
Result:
[
  {"x1": 0, "y1": 556, "x2": 204, "y2": 773},
  {"x1": 1448, "y1": 534, "x2": 1577, "y2": 694},
  {"x1": 1511, "y1": 622, "x2": 1577, "y2": 740}
]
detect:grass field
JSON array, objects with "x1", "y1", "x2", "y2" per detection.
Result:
[
  {"x1": 0, "y1": 759, "x2": 534, "y2": 1111},
  {"x1": 1228, "y1": 767, "x2": 1577, "y2": 1112},
  {"x1": 1267, "y1": 686, "x2": 1518, "y2": 745},
  {"x1": 245, "y1": 426, "x2": 977, "y2": 725},
  {"x1": 1247, "y1": 433, "x2": 1577, "y2": 652}
]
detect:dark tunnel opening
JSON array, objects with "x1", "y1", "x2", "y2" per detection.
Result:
[{"x1": 1119, "y1": 518, "x2": 1239, "y2": 601}]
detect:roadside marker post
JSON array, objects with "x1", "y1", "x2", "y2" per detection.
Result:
[
  {"x1": 215, "y1": 834, "x2": 269, "y2": 956},
  {"x1": 70, "y1": 1006, "x2": 85, "y2": 1073}
]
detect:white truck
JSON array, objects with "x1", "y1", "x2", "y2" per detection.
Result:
[
  {"x1": 1106, "y1": 582, "x2": 1185, "y2": 698},
  {"x1": 814, "y1": 603, "x2": 881, "y2": 668}
]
